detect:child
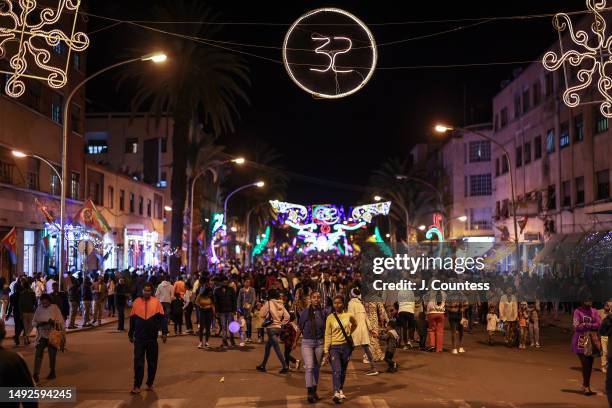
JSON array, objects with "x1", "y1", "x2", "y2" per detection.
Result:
[
  {"x1": 170, "y1": 293, "x2": 184, "y2": 336},
  {"x1": 282, "y1": 313, "x2": 299, "y2": 370},
  {"x1": 238, "y1": 310, "x2": 247, "y2": 347},
  {"x1": 528, "y1": 301, "x2": 541, "y2": 348},
  {"x1": 518, "y1": 302, "x2": 529, "y2": 349},
  {"x1": 380, "y1": 320, "x2": 399, "y2": 373},
  {"x1": 252, "y1": 301, "x2": 264, "y2": 343},
  {"x1": 486, "y1": 305, "x2": 499, "y2": 346}
]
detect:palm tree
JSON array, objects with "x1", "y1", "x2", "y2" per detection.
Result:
[{"x1": 121, "y1": 0, "x2": 250, "y2": 267}]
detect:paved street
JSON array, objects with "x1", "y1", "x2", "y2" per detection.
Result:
[{"x1": 7, "y1": 318, "x2": 605, "y2": 408}]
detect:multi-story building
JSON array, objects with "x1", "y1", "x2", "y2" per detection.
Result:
[
  {"x1": 441, "y1": 124, "x2": 495, "y2": 241},
  {"x1": 0, "y1": 38, "x2": 87, "y2": 280},
  {"x1": 491, "y1": 24, "x2": 612, "y2": 271}
]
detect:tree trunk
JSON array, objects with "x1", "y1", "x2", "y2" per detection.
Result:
[{"x1": 169, "y1": 96, "x2": 191, "y2": 274}]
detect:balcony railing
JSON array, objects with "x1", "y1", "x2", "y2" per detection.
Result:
[{"x1": 0, "y1": 160, "x2": 14, "y2": 184}]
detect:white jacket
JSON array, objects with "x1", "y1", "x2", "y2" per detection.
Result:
[
  {"x1": 348, "y1": 298, "x2": 370, "y2": 346},
  {"x1": 155, "y1": 281, "x2": 173, "y2": 303},
  {"x1": 499, "y1": 294, "x2": 518, "y2": 321}
]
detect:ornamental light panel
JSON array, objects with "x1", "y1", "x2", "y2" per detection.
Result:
[
  {"x1": 283, "y1": 8, "x2": 377, "y2": 99},
  {"x1": 0, "y1": 0, "x2": 89, "y2": 98},
  {"x1": 542, "y1": 0, "x2": 612, "y2": 117},
  {"x1": 269, "y1": 200, "x2": 390, "y2": 254}
]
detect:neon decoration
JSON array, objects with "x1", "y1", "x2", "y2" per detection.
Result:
[
  {"x1": 542, "y1": 0, "x2": 612, "y2": 117},
  {"x1": 283, "y1": 8, "x2": 377, "y2": 99},
  {"x1": 209, "y1": 213, "x2": 225, "y2": 264},
  {"x1": 0, "y1": 0, "x2": 89, "y2": 98},
  {"x1": 270, "y1": 200, "x2": 390, "y2": 253},
  {"x1": 252, "y1": 225, "x2": 270, "y2": 257},
  {"x1": 425, "y1": 213, "x2": 444, "y2": 241},
  {"x1": 373, "y1": 226, "x2": 392, "y2": 257}
]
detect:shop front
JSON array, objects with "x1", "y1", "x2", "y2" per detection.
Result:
[{"x1": 124, "y1": 224, "x2": 161, "y2": 269}]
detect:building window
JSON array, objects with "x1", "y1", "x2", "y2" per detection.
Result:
[
  {"x1": 464, "y1": 176, "x2": 468, "y2": 197},
  {"x1": 515, "y1": 146, "x2": 522, "y2": 167},
  {"x1": 51, "y1": 93, "x2": 62, "y2": 124},
  {"x1": 576, "y1": 176, "x2": 585, "y2": 205},
  {"x1": 147, "y1": 199, "x2": 152, "y2": 217},
  {"x1": 119, "y1": 190, "x2": 125, "y2": 211},
  {"x1": 522, "y1": 89, "x2": 530, "y2": 113},
  {"x1": 129, "y1": 193, "x2": 135, "y2": 213},
  {"x1": 562, "y1": 180, "x2": 571, "y2": 207},
  {"x1": 70, "y1": 172, "x2": 80, "y2": 200},
  {"x1": 524, "y1": 142, "x2": 531, "y2": 164},
  {"x1": 125, "y1": 138, "x2": 138, "y2": 154},
  {"x1": 469, "y1": 174, "x2": 492, "y2": 196},
  {"x1": 469, "y1": 208, "x2": 492, "y2": 230},
  {"x1": 546, "y1": 128, "x2": 555, "y2": 153},
  {"x1": 50, "y1": 173, "x2": 60, "y2": 195},
  {"x1": 534, "y1": 135, "x2": 542, "y2": 159},
  {"x1": 514, "y1": 95, "x2": 521, "y2": 119},
  {"x1": 545, "y1": 72, "x2": 554, "y2": 96},
  {"x1": 574, "y1": 114, "x2": 584, "y2": 142},
  {"x1": 500, "y1": 108, "x2": 508, "y2": 128},
  {"x1": 161, "y1": 137, "x2": 168, "y2": 153},
  {"x1": 559, "y1": 122, "x2": 570, "y2": 148},
  {"x1": 138, "y1": 196, "x2": 143, "y2": 215},
  {"x1": 547, "y1": 184, "x2": 556, "y2": 210},
  {"x1": 87, "y1": 140, "x2": 108, "y2": 154},
  {"x1": 501, "y1": 156, "x2": 509, "y2": 174},
  {"x1": 533, "y1": 82, "x2": 541, "y2": 105},
  {"x1": 495, "y1": 158, "x2": 500, "y2": 177},
  {"x1": 595, "y1": 110, "x2": 609, "y2": 133},
  {"x1": 468, "y1": 141, "x2": 491, "y2": 162},
  {"x1": 89, "y1": 182, "x2": 102, "y2": 205},
  {"x1": 26, "y1": 157, "x2": 39, "y2": 190},
  {"x1": 154, "y1": 194, "x2": 163, "y2": 219},
  {"x1": 108, "y1": 186, "x2": 114, "y2": 209},
  {"x1": 596, "y1": 169, "x2": 610, "y2": 200}
]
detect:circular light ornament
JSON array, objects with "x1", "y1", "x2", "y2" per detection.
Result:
[{"x1": 283, "y1": 8, "x2": 377, "y2": 99}]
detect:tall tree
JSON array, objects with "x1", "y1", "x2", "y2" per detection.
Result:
[{"x1": 121, "y1": 0, "x2": 250, "y2": 269}]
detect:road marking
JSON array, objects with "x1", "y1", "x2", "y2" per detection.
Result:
[
  {"x1": 215, "y1": 396, "x2": 260, "y2": 407},
  {"x1": 150, "y1": 399, "x2": 190, "y2": 408},
  {"x1": 73, "y1": 401, "x2": 126, "y2": 408}
]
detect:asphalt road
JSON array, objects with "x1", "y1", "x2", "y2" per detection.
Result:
[{"x1": 8, "y1": 320, "x2": 608, "y2": 408}]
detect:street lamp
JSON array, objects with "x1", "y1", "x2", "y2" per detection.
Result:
[
  {"x1": 12, "y1": 150, "x2": 62, "y2": 186},
  {"x1": 58, "y1": 52, "x2": 167, "y2": 283},
  {"x1": 187, "y1": 157, "x2": 245, "y2": 274},
  {"x1": 164, "y1": 205, "x2": 172, "y2": 212},
  {"x1": 373, "y1": 195, "x2": 382, "y2": 202},
  {"x1": 457, "y1": 215, "x2": 468, "y2": 222},
  {"x1": 418, "y1": 225, "x2": 426, "y2": 231},
  {"x1": 435, "y1": 123, "x2": 521, "y2": 270},
  {"x1": 223, "y1": 181, "x2": 264, "y2": 236}
]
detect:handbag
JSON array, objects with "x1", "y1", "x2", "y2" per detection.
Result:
[
  {"x1": 261, "y1": 301, "x2": 274, "y2": 328},
  {"x1": 583, "y1": 332, "x2": 602, "y2": 357},
  {"x1": 48, "y1": 322, "x2": 65, "y2": 351},
  {"x1": 333, "y1": 312, "x2": 354, "y2": 351}
]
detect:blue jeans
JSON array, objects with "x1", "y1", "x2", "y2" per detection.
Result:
[
  {"x1": 329, "y1": 343, "x2": 352, "y2": 392},
  {"x1": 301, "y1": 338, "x2": 324, "y2": 388},
  {"x1": 218, "y1": 312, "x2": 235, "y2": 344},
  {"x1": 245, "y1": 315, "x2": 252, "y2": 339},
  {"x1": 261, "y1": 328, "x2": 287, "y2": 369}
]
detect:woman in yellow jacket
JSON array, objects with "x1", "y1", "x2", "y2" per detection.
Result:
[{"x1": 324, "y1": 294, "x2": 357, "y2": 404}]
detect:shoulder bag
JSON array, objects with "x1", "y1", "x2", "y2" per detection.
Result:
[{"x1": 332, "y1": 312, "x2": 354, "y2": 351}]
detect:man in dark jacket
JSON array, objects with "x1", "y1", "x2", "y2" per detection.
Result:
[
  {"x1": 115, "y1": 277, "x2": 128, "y2": 331},
  {"x1": 81, "y1": 279, "x2": 93, "y2": 327},
  {"x1": 10, "y1": 278, "x2": 23, "y2": 346},
  {"x1": 128, "y1": 282, "x2": 168, "y2": 394},
  {"x1": 0, "y1": 320, "x2": 37, "y2": 407},
  {"x1": 213, "y1": 277, "x2": 237, "y2": 347},
  {"x1": 68, "y1": 277, "x2": 81, "y2": 329},
  {"x1": 49, "y1": 282, "x2": 69, "y2": 322},
  {"x1": 18, "y1": 283, "x2": 36, "y2": 345}
]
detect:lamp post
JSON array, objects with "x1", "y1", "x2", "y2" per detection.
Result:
[
  {"x1": 187, "y1": 157, "x2": 245, "y2": 274},
  {"x1": 58, "y1": 53, "x2": 167, "y2": 282},
  {"x1": 223, "y1": 181, "x2": 265, "y2": 228},
  {"x1": 12, "y1": 151, "x2": 62, "y2": 186},
  {"x1": 435, "y1": 124, "x2": 521, "y2": 271}
]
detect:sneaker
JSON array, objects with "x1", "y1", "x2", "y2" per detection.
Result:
[
  {"x1": 295, "y1": 359, "x2": 301, "y2": 370},
  {"x1": 530, "y1": 342, "x2": 535, "y2": 347},
  {"x1": 402, "y1": 345, "x2": 409, "y2": 351},
  {"x1": 458, "y1": 347, "x2": 465, "y2": 353},
  {"x1": 339, "y1": 390, "x2": 347, "y2": 399},
  {"x1": 535, "y1": 343, "x2": 541, "y2": 348},
  {"x1": 362, "y1": 357, "x2": 370, "y2": 364},
  {"x1": 146, "y1": 384, "x2": 154, "y2": 390},
  {"x1": 365, "y1": 370, "x2": 379, "y2": 376},
  {"x1": 239, "y1": 342, "x2": 245, "y2": 347},
  {"x1": 197, "y1": 342, "x2": 204, "y2": 349},
  {"x1": 279, "y1": 367, "x2": 289, "y2": 374},
  {"x1": 332, "y1": 392, "x2": 342, "y2": 404},
  {"x1": 130, "y1": 387, "x2": 141, "y2": 394},
  {"x1": 451, "y1": 348, "x2": 458, "y2": 354},
  {"x1": 205, "y1": 342, "x2": 211, "y2": 349},
  {"x1": 255, "y1": 365, "x2": 266, "y2": 372}
]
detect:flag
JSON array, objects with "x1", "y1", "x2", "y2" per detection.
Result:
[
  {"x1": 41, "y1": 235, "x2": 49, "y2": 251},
  {"x1": 75, "y1": 199, "x2": 111, "y2": 234},
  {"x1": 34, "y1": 198, "x2": 56, "y2": 223},
  {"x1": 1, "y1": 227, "x2": 17, "y2": 264}
]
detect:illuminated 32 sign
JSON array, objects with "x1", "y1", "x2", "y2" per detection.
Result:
[{"x1": 283, "y1": 8, "x2": 377, "y2": 99}]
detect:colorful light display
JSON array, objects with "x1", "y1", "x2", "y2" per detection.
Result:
[
  {"x1": 270, "y1": 200, "x2": 390, "y2": 253},
  {"x1": 425, "y1": 213, "x2": 444, "y2": 241},
  {"x1": 0, "y1": 0, "x2": 89, "y2": 98},
  {"x1": 252, "y1": 225, "x2": 270, "y2": 257}
]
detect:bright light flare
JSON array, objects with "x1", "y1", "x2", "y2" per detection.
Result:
[
  {"x1": 233, "y1": 157, "x2": 246, "y2": 164},
  {"x1": 418, "y1": 225, "x2": 426, "y2": 231},
  {"x1": 458, "y1": 215, "x2": 468, "y2": 222},
  {"x1": 164, "y1": 205, "x2": 172, "y2": 211},
  {"x1": 435, "y1": 124, "x2": 453, "y2": 133},
  {"x1": 373, "y1": 195, "x2": 382, "y2": 202},
  {"x1": 142, "y1": 53, "x2": 167, "y2": 63},
  {"x1": 12, "y1": 150, "x2": 27, "y2": 158},
  {"x1": 255, "y1": 181, "x2": 265, "y2": 188}
]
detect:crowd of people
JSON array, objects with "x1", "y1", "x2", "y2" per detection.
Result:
[{"x1": 0, "y1": 253, "x2": 610, "y2": 405}]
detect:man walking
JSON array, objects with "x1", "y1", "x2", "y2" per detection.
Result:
[
  {"x1": 81, "y1": 279, "x2": 93, "y2": 327},
  {"x1": 128, "y1": 282, "x2": 168, "y2": 394},
  {"x1": 68, "y1": 277, "x2": 81, "y2": 329},
  {"x1": 92, "y1": 275, "x2": 107, "y2": 326},
  {"x1": 115, "y1": 277, "x2": 128, "y2": 331},
  {"x1": 238, "y1": 278, "x2": 256, "y2": 342},
  {"x1": 155, "y1": 276, "x2": 173, "y2": 317},
  {"x1": 214, "y1": 277, "x2": 237, "y2": 347}
]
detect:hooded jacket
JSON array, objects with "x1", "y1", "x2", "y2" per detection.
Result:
[
  {"x1": 155, "y1": 281, "x2": 173, "y2": 304},
  {"x1": 128, "y1": 296, "x2": 168, "y2": 342},
  {"x1": 259, "y1": 299, "x2": 290, "y2": 329},
  {"x1": 214, "y1": 285, "x2": 237, "y2": 313}
]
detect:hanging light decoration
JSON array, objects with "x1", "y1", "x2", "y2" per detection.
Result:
[
  {"x1": 542, "y1": 0, "x2": 612, "y2": 117},
  {"x1": 0, "y1": 0, "x2": 89, "y2": 98}
]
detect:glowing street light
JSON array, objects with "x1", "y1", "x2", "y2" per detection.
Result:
[
  {"x1": 418, "y1": 225, "x2": 426, "y2": 231},
  {"x1": 374, "y1": 195, "x2": 382, "y2": 202},
  {"x1": 141, "y1": 52, "x2": 168, "y2": 63},
  {"x1": 232, "y1": 157, "x2": 246, "y2": 164},
  {"x1": 434, "y1": 124, "x2": 453, "y2": 133},
  {"x1": 223, "y1": 181, "x2": 266, "y2": 246},
  {"x1": 11, "y1": 150, "x2": 27, "y2": 158},
  {"x1": 164, "y1": 205, "x2": 172, "y2": 212},
  {"x1": 457, "y1": 215, "x2": 468, "y2": 222},
  {"x1": 230, "y1": 226, "x2": 238, "y2": 232},
  {"x1": 255, "y1": 181, "x2": 265, "y2": 188},
  {"x1": 12, "y1": 150, "x2": 62, "y2": 184}
]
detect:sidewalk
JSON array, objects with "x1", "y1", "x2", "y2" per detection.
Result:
[{"x1": 2, "y1": 314, "x2": 121, "y2": 339}]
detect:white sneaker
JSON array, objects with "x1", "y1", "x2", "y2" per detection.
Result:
[
  {"x1": 197, "y1": 342, "x2": 204, "y2": 349},
  {"x1": 332, "y1": 392, "x2": 341, "y2": 404},
  {"x1": 362, "y1": 357, "x2": 370, "y2": 364},
  {"x1": 205, "y1": 342, "x2": 211, "y2": 348},
  {"x1": 239, "y1": 342, "x2": 245, "y2": 347},
  {"x1": 451, "y1": 348, "x2": 458, "y2": 354},
  {"x1": 535, "y1": 343, "x2": 541, "y2": 348},
  {"x1": 295, "y1": 359, "x2": 301, "y2": 370},
  {"x1": 339, "y1": 390, "x2": 347, "y2": 400},
  {"x1": 458, "y1": 347, "x2": 465, "y2": 353}
]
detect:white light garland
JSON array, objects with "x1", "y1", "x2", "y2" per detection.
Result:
[
  {"x1": 542, "y1": 0, "x2": 612, "y2": 117},
  {"x1": 0, "y1": 0, "x2": 89, "y2": 98}
]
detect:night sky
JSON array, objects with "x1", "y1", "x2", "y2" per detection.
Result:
[{"x1": 87, "y1": 0, "x2": 586, "y2": 206}]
